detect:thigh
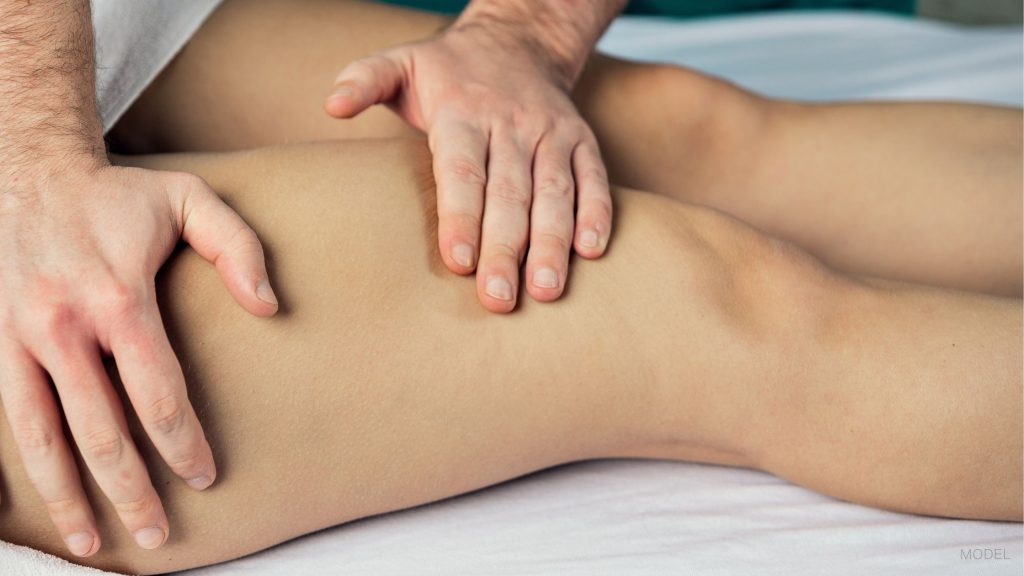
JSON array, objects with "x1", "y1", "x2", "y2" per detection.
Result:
[
  {"x1": 108, "y1": 0, "x2": 1023, "y2": 298},
  {"x1": 107, "y1": 0, "x2": 444, "y2": 152},
  {"x1": 0, "y1": 139, "x2": 761, "y2": 574}
]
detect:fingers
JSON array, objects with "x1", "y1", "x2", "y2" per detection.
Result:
[
  {"x1": 43, "y1": 337, "x2": 169, "y2": 551},
  {"x1": 0, "y1": 342, "x2": 100, "y2": 557},
  {"x1": 109, "y1": 294, "x2": 215, "y2": 492},
  {"x1": 525, "y1": 132, "x2": 577, "y2": 302},
  {"x1": 571, "y1": 136, "x2": 613, "y2": 259},
  {"x1": 168, "y1": 173, "x2": 279, "y2": 317},
  {"x1": 430, "y1": 119, "x2": 489, "y2": 277},
  {"x1": 325, "y1": 52, "x2": 406, "y2": 119},
  {"x1": 476, "y1": 127, "x2": 534, "y2": 313}
]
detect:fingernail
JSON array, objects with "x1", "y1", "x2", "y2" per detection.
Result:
[
  {"x1": 533, "y1": 267, "x2": 559, "y2": 289},
  {"x1": 134, "y1": 527, "x2": 166, "y2": 550},
  {"x1": 580, "y1": 229, "x2": 599, "y2": 248},
  {"x1": 329, "y1": 85, "x2": 355, "y2": 100},
  {"x1": 256, "y1": 280, "x2": 278, "y2": 307},
  {"x1": 451, "y1": 243, "x2": 475, "y2": 268},
  {"x1": 485, "y1": 275, "x2": 513, "y2": 301},
  {"x1": 65, "y1": 532, "x2": 95, "y2": 557},
  {"x1": 187, "y1": 474, "x2": 213, "y2": 490}
]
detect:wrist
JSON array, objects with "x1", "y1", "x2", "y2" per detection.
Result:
[
  {"x1": 451, "y1": 0, "x2": 624, "y2": 89},
  {"x1": 1, "y1": 141, "x2": 108, "y2": 187}
]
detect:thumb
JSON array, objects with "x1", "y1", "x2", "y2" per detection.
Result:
[
  {"x1": 168, "y1": 173, "x2": 279, "y2": 317},
  {"x1": 325, "y1": 52, "x2": 407, "y2": 119}
]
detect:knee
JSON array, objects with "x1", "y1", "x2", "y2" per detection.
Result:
[{"x1": 575, "y1": 56, "x2": 773, "y2": 199}]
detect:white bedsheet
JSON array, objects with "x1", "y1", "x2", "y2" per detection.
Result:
[{"x1": 2, "y1": 9, "x2": 1020, "y2": 576}]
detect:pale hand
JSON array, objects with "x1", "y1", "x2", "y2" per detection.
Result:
[
  {"x1": 0, "y1": 160, "x2": 278, "y2": 556},
  {"x1": 325, "y1": 24, "x2": 613, "y2": 313}
]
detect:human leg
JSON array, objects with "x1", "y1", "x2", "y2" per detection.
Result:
[
  {"x1": 0, "y1": 139, "x2": 1017, "y2": 574},
  {"x1": 108, "y1": 0, "x2": 1022, "y2": 296}
]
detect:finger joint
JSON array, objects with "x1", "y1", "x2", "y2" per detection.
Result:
[
  {"x1": 81, "y1": 428, "x2": 125, "y2": 465},
  {"x1": 535, "y1": 173, "x2": 574, "y2": 201},
  {"x1": 145, "y1": 393, "x2": 186, "y2": 437},
  {"x1": 488, "y1": 179, "x2": 531, "y2": 211},
  {"x1": 441, "y1": 157, "x2": 487, "y2": 189}
]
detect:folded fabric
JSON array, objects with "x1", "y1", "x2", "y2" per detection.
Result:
[{"x1": 0, "y1": 539, "x2": 124, "y2": 576}]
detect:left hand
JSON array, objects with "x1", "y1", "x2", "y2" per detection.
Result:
[{"x1": 324, "y1": 22, "x2": 612, "y2": 313}]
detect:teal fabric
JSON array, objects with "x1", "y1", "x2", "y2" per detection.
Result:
[{"x1": 374, "y1": 0, "x2": 916, "y2": 17}]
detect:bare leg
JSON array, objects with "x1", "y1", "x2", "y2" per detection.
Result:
[
  {"x1": 0, "y1": 140, "x2": 1018, "y2": 574},
  {"x1": 109, "y1": 0, "x2": 1023, "y2": 296}
]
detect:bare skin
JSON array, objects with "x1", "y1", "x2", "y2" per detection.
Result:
[
  {"x1": 0, "y1": 139, "x2": 1019, "y2": 576},
  {"x1": 0, "y1": 0, "x2": 1018, "y2": 573},
  {"x1": 110, "y1": 0, "x2": 1023, "y2": 296},
  {"x1": 0, "y1": 0, "x2": 278, "y2": 559}
]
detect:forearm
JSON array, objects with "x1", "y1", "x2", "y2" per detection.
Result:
[
  {"x1": 0, "y1": 0, "x2": 104, "y2": 178},
  {"x1": 453, "y1": 0, "x2": 628, "y2": 87}
]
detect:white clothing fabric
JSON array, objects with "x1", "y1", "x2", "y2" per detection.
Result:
[{"x1": 91, "y1": 0, "x2": 224, "y2": 132}]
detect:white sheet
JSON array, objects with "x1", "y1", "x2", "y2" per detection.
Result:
[{"x1": 3, "y1": 9, "x2": 1020, "y2": 576}]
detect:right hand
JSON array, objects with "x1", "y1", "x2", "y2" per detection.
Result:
[{"x1": 0, "y1": 158, "x2": 279, "y2": 556}]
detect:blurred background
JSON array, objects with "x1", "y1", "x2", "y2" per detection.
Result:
[{"x1": 374, "y1": 0, "x2": 1023, "y2": 25}]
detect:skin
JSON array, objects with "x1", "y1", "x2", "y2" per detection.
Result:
[
  {"x1": 0, "y1": 0, "x2": 277, "y2": 558},
  {"x1": 111, "y1": 0, "x2": 1022, "y2": 297},
  {"x1": 325, "y1": 0, "x2": 628, "y2": 312},
  {"x1": 3, "y1": 0, "x2": 1021, "y2": 567},
  {"x1": 0, "y1": 0, "x2": 626, "y2": 556},
  {"x1": 0, "y1": 138, "x2": 1019, "y2": 576}
]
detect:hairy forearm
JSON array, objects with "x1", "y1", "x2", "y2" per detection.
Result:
[
  {"x1": 0, "y1": 0, "x2": 104, "y2": 178},
  {"x1": 453, "y1": 0, "x2": 628, "y2": 88}
]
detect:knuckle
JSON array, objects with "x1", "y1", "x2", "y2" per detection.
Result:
[
  {"x1": 81, "y1": 428, "x2": 125, "y2": 464},
  {"x1": 578, "y1": 163, "x2": 609, "y2": 187},
  {"x1": 145, "y1": 394, "x2": 186, "y2": 437},
  {"x1": 439, "y1": 211, "x2": 482, "y2": 236},
  {"x1": 13, "y1": 421, "x2": 57, "y2": 453},
  {"x1": 561, "y1": 117, "x2": 593, "y2": 140},
  {"x1": 219, "y1": 225, "x2": 264, "y2": 264},
  {"x1": 166, "y1": 451, "x2": 207, "y2": 478},
  {"x1": 105, "y1": 282, "x2": 145, "y2": 320},
  {"x1": 534, "y1": 173, "x2": 574, "y2": 201},
  {"x1": 488, "y1": 179, "x2": 532, "y2": 210},
  {"x1": 442, "y1": 157, "x2": 487, "y2": 188},
  {"x1": 585, "y1": 195, "x2": 614, "y2": 222},
  {"x1": 486, "y1": 240, "x2": 523, "y2": 264},
  {"x1": 113, "y1": 494, "x2": 155, "y2": 517},
  {"x1": 45, "y1": 497, "x2": 80, "y2": 517},
  {"x1": 172, "y1": 171, "x2": 209, "y2": 194},
  {"x1": 40, "y1": 303, "x2": 78, "y2": 339},
  {"x1": 534, "y1": 231, "x2": 572, "y2": 255}
]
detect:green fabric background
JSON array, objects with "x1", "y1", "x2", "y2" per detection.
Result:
[{"x1": 374, "y1": 0, "x2": 916, "y2": 17}]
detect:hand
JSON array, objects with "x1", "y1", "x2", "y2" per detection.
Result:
[
  {"x1": 325, "y1": 22, "x2": 613, "y2": 313},
  {"x1": 0, "y1": 159, "x2": 278, "y2": 556}
]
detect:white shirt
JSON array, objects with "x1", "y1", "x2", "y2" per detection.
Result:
[{"x1": 91, "y1": 0, "x2": 224, "y2": 132}]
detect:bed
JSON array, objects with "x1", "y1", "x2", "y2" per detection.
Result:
[{"x1": 3, "y1": 9, "x2": 1021, "y2": 576}]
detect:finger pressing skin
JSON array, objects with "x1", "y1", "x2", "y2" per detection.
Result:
[
  {"x1": 44, "y1": 337, "x2": 169, "y2": 550},
  {"x1": 168, "y1": 173, "x2": 279, "y2": 317},
  {"x1": 477, "y1": 127, "x2": 534, "y2": 313},
  {"x1": 0, "y1": 342, "x2": 100, "y2": 557},
  {"x1": 526, "y1": 131, "x2": 577, "y2": 302},
  {"x1": 109, "y1": 294, "x2": 215, "y2": 492},
  {"x1": 325, "y1": 52, "x2": 406, "y2": 119},
  {"x1": 571, "y1": 136, "x2": 613, "y2": 259},
  {"x1": 429, "y1": 118, "x2": 490, "y2": 276}
]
